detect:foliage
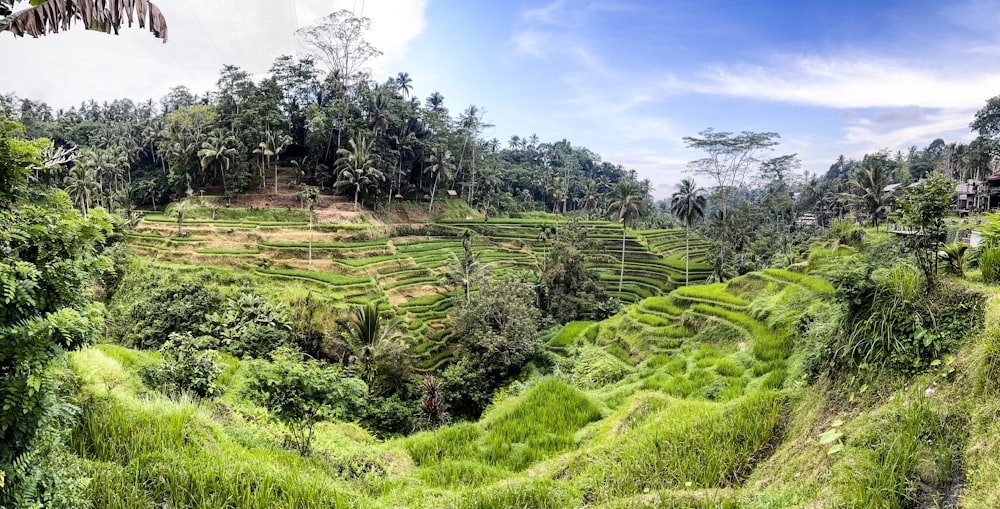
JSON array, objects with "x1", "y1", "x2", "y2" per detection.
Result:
[
  {"x1": 202, "y1": 291, "x2": 291, "y2": 358},
  {"x1": 1, "y1": 120, "x2": 111, "y2": 505},
  {"x1": 826, "y1": 260, "x2": 985, "y2": 373},
  {"x1": 939, "y1": 243, "x2": 970, "y2": 278},
  {"x1": 139, "y1": 332, "x2": 226, "y2": 399},
  {"x1": 118, "y1": 279, "x2": 221, "y2": 349},
  {"x1": 243, "y1": 346, "x2": 367, "y2": 454},
  {"x1": 538, "y1": 222, "x2": 607, "y2": 322},
  {"x1": 895, "y1": 171, "x2": 953, "y2": 283},
  {"x1": 341, "y1": 302, "x2": 409, "y2": 396}
]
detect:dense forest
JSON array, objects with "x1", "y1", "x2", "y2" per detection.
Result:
[{"x1": 6, "y1": 1, "x2": 1000, "y2": 508}]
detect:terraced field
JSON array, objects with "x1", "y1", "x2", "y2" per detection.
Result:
[{"x1": 125, "y1": 213, "x2": 711, "y2": 371}]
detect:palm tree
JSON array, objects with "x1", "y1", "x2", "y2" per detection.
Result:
[
  {"x1": 335, "y1": 136, "x2": 383, "y2": 210},
  {"x1": 396, "y1": 72, "x2": 413, "y2": 98},
  {"x1": 447, "y1": 233, "x2": 484, "y2": 303},
  {"x1": 198, "y1": 131, "x2": 237, "y2": 195},
  {"x1": 424, "y1": 147, "x2": 454, "y2": 213},
  {"x1": 670, "y1": 179, "x2": 707, "y2": 286},
  {"x1": 0, "y1": 0, "x2": 168, "y2": 41},
  {"x1": 64, "y1": 165, "x2": 98, "y2": 216},
  {"x1": 849, "y1": 158, "x2": 893, "y2": 227},
  {"x1": 426, "y1": 91, "x2": 445, "y2": 113},
  {"x1": 169, "y1": 200, "x2": 188, "y2": 236},
  {"x1": 343, "y1": 302, "x2": 407, "y2": 396},
  {"x1": 607, "y1": 180, "x2": 646, "y2": 297},
  {"x1": 576, "y1": 179, "x2": 600, "y2": 219}
]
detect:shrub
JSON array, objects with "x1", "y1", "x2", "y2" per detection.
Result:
[
  {"x1": 243, "y1": 347, "x2": 367, "y2": 454},
  {"x1": 139, "y1": 332, "x2": 226, "y2": 399},
  {"x1": 829, "y1": 263, "x2": 985, "y2": 373},
  {"x1": 120, "y1": 281, "x2": 221, "y2": 349}
]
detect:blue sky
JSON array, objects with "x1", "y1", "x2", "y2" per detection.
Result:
[{"x1": 4, "y1": 0, "x2": 1000, "y2": 197}]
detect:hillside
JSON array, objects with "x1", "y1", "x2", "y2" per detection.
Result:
[
  {"x1": 121, "y1": 204, "x2": 711, "y2": 373},
  {"x1": 59, "y1": 238, "x2": 1000, "y2": 507}
]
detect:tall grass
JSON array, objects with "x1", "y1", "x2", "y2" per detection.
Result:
[
  {"x1": 570, "y1": 391, "x2": 785, "y2": 501},
  {"x1": 673, "y1": 284, "x2": 749, "y2": 308}
]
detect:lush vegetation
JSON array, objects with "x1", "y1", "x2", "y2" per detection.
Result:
[{"x1": 9, "y1": 7, "x2": 1000, "y2": 508}]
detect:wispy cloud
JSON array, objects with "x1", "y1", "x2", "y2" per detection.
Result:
[
  {"x1": 843, "y1": 108, "x2": 976, "y2": 152},
  {"x1": 694, "y1": 54, "x2": 1000, "y2": 109}
]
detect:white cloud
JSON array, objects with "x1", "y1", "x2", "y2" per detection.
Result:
[
  {"x1": 842, "y1": 108, "x2": 977, "y2": 152},
  {"x1": 0, "y1": 0, "x2": 427, "y2": 109},
  {"x1": 695, "y1": 54, "x2": 1000, "y2": 109}
]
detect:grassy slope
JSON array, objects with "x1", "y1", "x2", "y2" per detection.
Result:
[
  {"x1": 75, "y1": 208, "x2": 1000, "y2": 507},
  {"x1": 123, "y1": 207, "x2": 711, "y2": 372}
]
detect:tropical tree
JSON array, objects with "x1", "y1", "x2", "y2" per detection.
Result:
[
  {"x1": 198, "y1": 131, "x2": 238, "y2": 195},
  {"x1": 577, "y1": 179, "x2": 601, "y2": 219},
  {"x1": 849, "y1": 156, "x2": 893, "y2": 227},
  {"x1": 63, "y1": 164, "x2": 98, "y2": 216},
  {"x1": 683, "y1": 129, "x2": 779, "y2": 279},
  {"x1": 335, "y1": 136, "x2": 384, "y2": 210},
  {"x1": 671, "y1": 178, "x2": 707, "y2": 285},
  {"x1": 424, "y1": 147, "x2": 454, "y2": 212},
  {"x1": 0, "y1": 0, "x2": 168, "y2": 41},
  {"x1": 447, "y1": 234, "x2": 484, "y2": 303},
  {"x1": 607, "y1": 180, "x2": 647, "y2": 296},
  {"x1": 396, "y1": 72, "x2": 412, "y2": 98},
  {"x1": 343, "y1": 302, "x2": 408, "y2": 396}
]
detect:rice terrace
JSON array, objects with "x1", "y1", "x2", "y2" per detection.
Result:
[{"x1": 4, "y1": 1, "x2": 1000, "y2": 508}]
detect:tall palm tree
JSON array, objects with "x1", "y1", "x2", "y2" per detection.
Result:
[
  {"x1": 577, "y1": 179, "x2": 601, "y2": 219},
  {"x1": 344, "y1": 302, "x2": 407, "y2": 396},
  {"x1": 335, "y1": 136, "x2": 383, "y2": 210},
  {"x1": 670, "y1": 179, "x2": 707, "y2": 286},
  {"x1": 424, "y1": 147, "x2": 454, "y2": 213},
  {"x1": 64, "y1": 165, "x2": 98, "y2": 216},
  {"x1": 426, "y1": 91, "x2": 445, "y2": 113},
  {"x1": 607, "y1": 180, "x2": 646, "y2": 297},
  {"x1": 849, "y1": 158, "x2": 893, "y2": 227},
  {"x1": 198, "y1": 131, "x2": 238, "y2": 195},
  {"x1": 396, "y1": 72, "x2": 413, "y2": 98},
  {"x1": 0, "y1": 0, "x2": 168, "y2": 41}
]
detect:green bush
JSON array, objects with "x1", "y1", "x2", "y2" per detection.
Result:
[
  {"x1": 139, "y1": 332, "x2": 226, "y2": 399},
  {"x1": 243, "y1": 347, "x2": 367, "y2": 454}
]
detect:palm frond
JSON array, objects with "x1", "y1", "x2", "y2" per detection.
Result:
[{"x1": 1, "y1": 0, "x2": 167, "y2": 42}]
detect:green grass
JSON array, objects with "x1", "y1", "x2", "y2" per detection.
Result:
[
  {"x1": 673, "y1": 284, "x2": 750, "y2": 308},
  {"x1": 761, "y1": 268, "x2": 835, "y2": 294},
  {"x1": 551, "y1": 321, "x2": 594, "y2": 347},
  {"x1": 568, "y1": 391, "x2": 785, "y2": 501}
]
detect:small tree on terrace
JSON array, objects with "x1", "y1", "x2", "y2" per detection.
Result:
[
  {"x1": 342, "y1": 302, "x2": 408, "y2": 396},
  {"x1": 896, "y1": 171, "x2": 954, "y2": 286},
  {"x1": 243, "y1": 347, "x2": 367, "y2": 455}
]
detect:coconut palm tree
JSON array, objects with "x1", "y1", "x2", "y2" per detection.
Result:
[
  {"x1": 849, "y1": 158, "x2": 893, "y2": 228},
  {"x1": 0, "y1": 0, "x2": 168, "y2": 41},
  {"x1": 577, "y1": 179, "x2": 601, "y2": 219},
  {"x1": 198, "y1": 131, "x2": 238, "y2": 195},
  {"x1": 424, "y1": 147, "x2": 454, "y2": 213},
  {"x1": 335, "y1": 136, "x2": 383, "y2": 210},
  {"x1": 670, "y1": 178, "x2": 707, "y2": 286},
  {"x1": 343, "y1": 302, "x2": 407, "y2": 396},
  {"x1": 396, "y1": 72, "x2": 413, "y2": 98},
  {"x1": 64, "y1": 165, "x2": 98, "y2": 216},
  {"x1": 607, "y1": 180, "x2": 647, "y2": 297}
]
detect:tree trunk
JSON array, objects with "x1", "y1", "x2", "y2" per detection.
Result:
[
  {"x1": 619, "y1": 223, "x2": 627, "y2": 296},
  {"x1": 685, "y1": 224, "x2": 690, "y2": 286},
  {"x1": 428, "y1": 172, "x2": 440, "y2": 213},
  {"x1": 354, "y1": 187, "x2": 360, "y2": 211}
]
